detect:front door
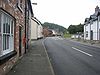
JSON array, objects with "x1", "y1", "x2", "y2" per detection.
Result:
[{"x1": 90, "y1": 30, "x2": 93, "y2": 40}]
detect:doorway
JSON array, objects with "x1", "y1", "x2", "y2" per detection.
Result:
[
  {"x1": 19, "y1": 26, "x2": 22, "y2": 56},
  {"x1": 90, "y1": 30, "x2": 93, "y2": 40}
]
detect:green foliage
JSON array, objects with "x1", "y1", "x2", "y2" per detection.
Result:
[
  {"x1": 68, "y1": 23, "x2": 84, "y2": 34},
  {"x1": 64, "y1": 33, "x2": 72, "y2": 38},
  {"x1": 42, "y1": 22, "x2": 67, "y2": 33}
]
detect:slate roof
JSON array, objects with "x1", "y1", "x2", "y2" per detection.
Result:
[{"x1": 84, "y1": 6, "x2": 100, "y2": 24}]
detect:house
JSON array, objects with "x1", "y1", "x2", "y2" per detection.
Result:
[
  {"x1": 84, "y1": 6, "x2": 100, "y2": 41},
  {"x1": 37, "y1": 21, "x2": 43, "y2": 39},
  {"x1": 31, "y1": 17, "x2": 38, "y2": 40},
  {"x1": 31, "y1": 17, "x2": 43, "y2": 40},
  {"x1": 42, "y1": 27, "x2": 50, "y2": 37},
  {"x1": 0, "y1": 0, "x2": 33, "y2": 75},
  {"x1": 42, "y1": 28, "x2": 53, "y2": 37},
  {"x1": 25, "y1": 0, "x2": 33, "y2": 50}
]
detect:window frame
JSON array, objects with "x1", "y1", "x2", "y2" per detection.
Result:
[
  {"x1": 86, "y1": 31, "x2": 88, "y2": 37},
  {"x1": 17, "y1": 0, "x2": 23, "y2": 13},
  {"x1": 0, "y1": 9, "x2": 14, "y2": 57}
]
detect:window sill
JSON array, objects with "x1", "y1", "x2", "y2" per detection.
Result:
[{"x1": 0, "y1": 51, "x2": 17, "y2": 65}]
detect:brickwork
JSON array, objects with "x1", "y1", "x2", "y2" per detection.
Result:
[{"x1": 0, "y1": 0, "x2": 26, "y2": 75}]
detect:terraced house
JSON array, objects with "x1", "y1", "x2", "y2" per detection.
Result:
[
  {"x1": 84, "y1": 6, "x2": 100, "y2": 42},
  {"x1": 0, "y1": 0, "x2": 33, "y2": 75}
]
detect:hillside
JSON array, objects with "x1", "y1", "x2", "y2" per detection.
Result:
[{"x1": 42, "y1": 22, "x2": 67, "y2": 33}]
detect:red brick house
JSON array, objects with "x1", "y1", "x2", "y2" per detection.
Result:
[
  {"x1": 0, "y1": 0, "x2": 33, "y2": 75},
  {"x1": 42, "y1": 28, "x2": 53, "y2": 37}
]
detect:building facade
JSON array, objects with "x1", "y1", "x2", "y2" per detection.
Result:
[
  {"x1": 84, "y1": 6, "x2": 100, "y2": 41},
  {"x1": 38, "y1": 24, "x2": 43, "y2": 39},
  {"x1": 0, "y1": 0, "x2": 33, "y2": 75},
  {"x1": 31, "y1": 17, "x2": 38, "y2": 40}
]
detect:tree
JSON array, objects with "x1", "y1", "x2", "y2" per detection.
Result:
[
  {"x1": 42, "y1": 22, "x2": 67, "y2": 33},
  {"x1": 68, "y1": 25, "x2": 77, "y2": 34},
  {"x1": 68, "y1": 24, "x2": 84, "y2": 34}
]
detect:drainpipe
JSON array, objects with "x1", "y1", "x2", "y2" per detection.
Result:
[
  {"x1": 90, "y1": 21, "x2": 91, "y2": 43},
  {"x1": 85, "y1": 23, "x2": 86, "y2": 40},
  {"x1": 25, "y1": 0, "x2": 27, "y2": 53}
]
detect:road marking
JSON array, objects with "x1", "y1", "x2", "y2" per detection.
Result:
[
  {"x1": 51, "y1": 37, "x2": 64, "y2": 40},
  {"x1": 72, "y1": 47, "x2": 93, "y2": 57}
]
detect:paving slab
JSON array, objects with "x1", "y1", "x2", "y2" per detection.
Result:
[{"x1": 7, "y1": 39, "x2": 55, "y2": 75}]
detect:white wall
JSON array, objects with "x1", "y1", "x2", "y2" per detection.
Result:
[
  {"x1": 31, "y1": 19, "x2": 38, "y2": 40},
  {"x1": 84, "y1": 25, "x2": 86, "y2": 40},
  {"x1": 98, "y1": 21, "x2": 100, "y2": 40},
  {"x1": 85, "y1": 23, "x2": 91, "y2": 40},
  {"x1": 84, "y1": 21, "x2": 99, "y2": 40},
  {"x1": 91, "y1": 21, "x2": 97, "y2": 40},
  {"x1": 38, "y1": 25, "x2": 43, "y2": 39}
]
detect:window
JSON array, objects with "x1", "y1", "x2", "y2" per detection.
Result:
[
  {"x1": 0, "y1": 10, "x2": 14, "y2": 57},
  {"x1": 20, "y1": 0, "x2": 23, "y2": 8},
  {"x1": 17, "y1": 0, "x2": 23, "y2": 12},
  {"x1": 86, "y1": 31, "x2": 88, "y2": 37}
]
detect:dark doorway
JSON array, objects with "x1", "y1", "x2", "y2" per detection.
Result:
[
  {"x1": 90, "y1": 30, "x2": 93, "y2": 40},
  {"x1": 19, "y1": 26, "x2": 22, "y2": 56}
]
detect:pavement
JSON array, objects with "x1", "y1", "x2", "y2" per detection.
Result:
[{"x1": 7, "y1": 39, "x2": 55, "y2": 75}]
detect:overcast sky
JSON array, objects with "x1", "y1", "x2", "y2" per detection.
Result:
[{"x1": 31, "y1": 0, "x2": 99, "y2": 28}]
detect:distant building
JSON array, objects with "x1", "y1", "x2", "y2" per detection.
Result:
[
  {"x1": 42, "y1": 28, "x2": 49, "y2": 37},
  {"x1": 84, "y1": 6, "x2": 100, "y2": 41},
  {"x1": 31, "y1": 17, "x2": 43, "y2": 40},
  {"x1": 42, "y1": 28, "x2": 53, "y2": 37},
  {"x1": 38, "y1": 24, "x2": 43, "y2": 39}
]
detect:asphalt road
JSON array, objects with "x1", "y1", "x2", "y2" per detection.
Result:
[{"x1": 44, "y1": 37, "x2": 100, "y2": 75}]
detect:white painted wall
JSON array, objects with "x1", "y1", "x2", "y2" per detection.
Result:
[
  {"x1": 38, "y1": 25, "x2": 43, "y2": 39},
  {"x1": 91, "y1": 21, "x2": 97, "y2": 40},
  {"x1": 84, "y1": 20, "x2": 99, "y2": 40},
  {"x1": 85, "y1": 23, "x2": 90, "y2": 40},
  {"x1": 98, "y1": 21, "x2": 100, "y2": 40},
  {"x1": 84, "y1": 25, "x2": 86, "y2": 40},
  {"x1": 31, "y1": 19, "x2": 38, "y2": 40}
]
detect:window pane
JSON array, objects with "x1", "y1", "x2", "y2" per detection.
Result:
[
  {"x1": 10, "y1": 36, "x2": 13, "y2": 50},
  {"x1": 7, "y1": 18, "x2": 10, "y2": 33},
  {"x1": 3, "y1": 15, "x2": 6, "y2": 33},
  {"x1": 3, "y1": 35, "x2": 5, "y2": 50},
  {"x1": 11, "y1": 20, "x2": 13, "y2": 34},
  {"x1": 3, "y1": 23, "x2": 5, "y2": 33},
  {"x1": 7, "y1": 35, "x2": 9, "y2": 49},
  {"x1": 6, "y1": 17, "x2": 8, "y2": 33}
]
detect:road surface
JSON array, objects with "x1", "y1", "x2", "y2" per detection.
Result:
[{"x1": 44, "y1": 37, "x2": 100, "y2": 75}]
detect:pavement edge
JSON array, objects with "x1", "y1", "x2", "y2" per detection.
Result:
[{"x1": 42, "y1": 39, "x2": 55, "y2": 75}]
